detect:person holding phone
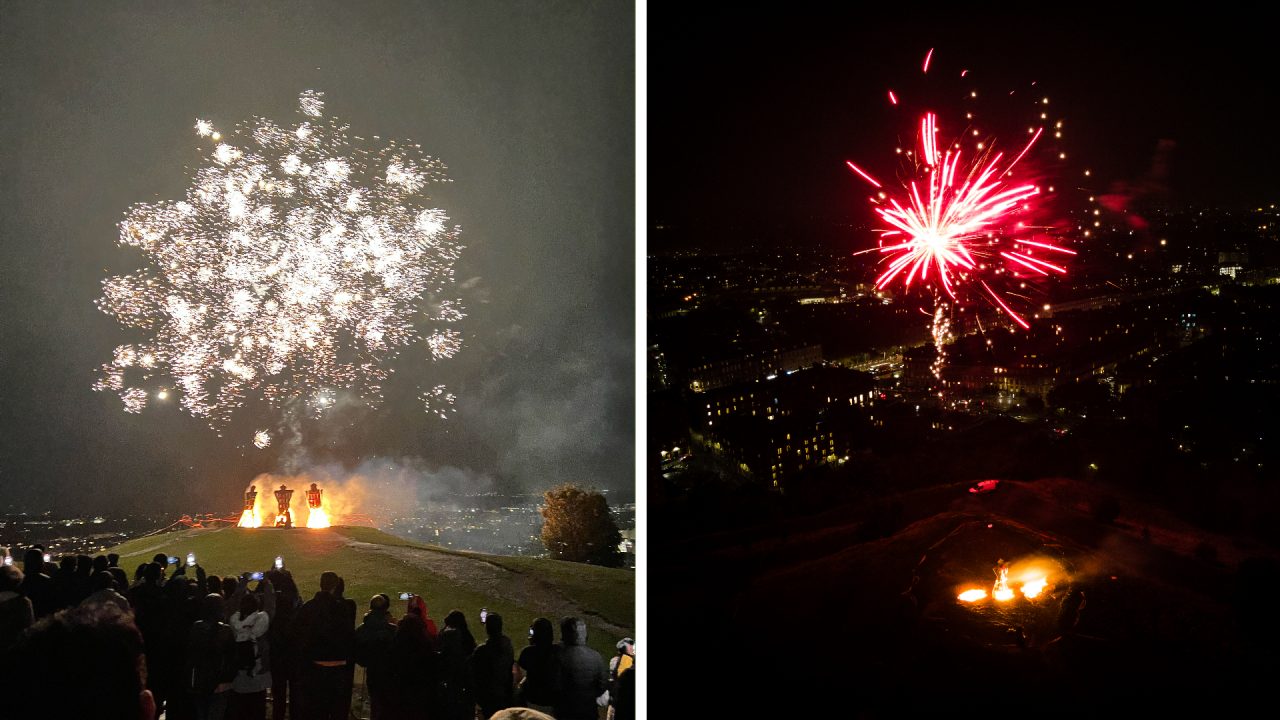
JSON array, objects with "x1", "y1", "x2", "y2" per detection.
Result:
[
  {"x1": 437, "y1": 609, "x2": 477, "y2": 720},
  {"x1": 468, "y1": 611, "x2": 515, "y2": 719},
  {"x1": 229, "y1": 592, "x2": 272, "y2": 719},
  {"x1": 515, "y1": 618, "x2": 560, "y2": 715}
]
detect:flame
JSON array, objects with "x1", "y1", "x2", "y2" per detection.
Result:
[
  {"x1": 236, "y1": 508, "x2": 262, "y2": 528},
  {"x1": 992, "y1": 564, "x2": 1014, "y2": 602},
  {"x1": 957, "y1": 589, "x2": 987, "y2": 602},
  {"x1": 1021, "y1": 576, "x2": 1047, "y2": 599},
  {"x1": 305, "y1": 506, "x2": 331, "y2": 529}
]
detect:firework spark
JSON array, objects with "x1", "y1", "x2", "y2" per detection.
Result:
[
  {"x1": 253, "y1": 430, "x2": 271, "y2": 449},
  {"x1": 848, "y1": 89, "x2": 1072, "y2": 327},
  {"x1": 95, "y1": 91, "x2": 464, "y2": 439}
]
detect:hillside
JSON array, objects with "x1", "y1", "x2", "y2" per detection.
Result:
[
  {"x1": 656, "y1": 478, "x2": 1280, "y2": 712},
  {"x1": 111, "y1": 525, "x2": 633, "y2": 659}
]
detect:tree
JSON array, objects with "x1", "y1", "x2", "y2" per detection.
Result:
[{"x1": 540, "y1": 484, "x2": 624, "y2": 567}]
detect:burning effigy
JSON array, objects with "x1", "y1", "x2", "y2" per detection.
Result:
[
  {"x1": 304, "y1": 482, "x2": 330, "y2": 528},
  {"x1": 237, "y1": 485, "x2": 262, "y2": 528},
  {"x1": 956, "y1": 557, "x2": 1054, "y2": 604},
  {"x1": 236, "y1": 473, "x2": 350, "y2": 529},
  {"x1": 274, "y1": 484, "x2": 294, "y2": 527}
]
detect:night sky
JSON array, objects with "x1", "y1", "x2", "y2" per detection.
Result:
[
  {"x1": 651, "y1": 10, "x2": 1280, "y2": 239},
  {"x1": 0, "y1": 1, "x2": 634, "y2": 512}
]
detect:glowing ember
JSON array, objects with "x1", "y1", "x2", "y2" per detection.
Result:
[
  {"x1": 957, "y1": 588, "x2": 987, "y2": 602},
  {"x1": 1021, "y1": 576, "x2": 1047, "y2": 599}
]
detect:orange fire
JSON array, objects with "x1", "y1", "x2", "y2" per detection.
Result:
[
  {"x1": 1021, "y1": 576, "x2": 1047, "y2": 599},
  {"x1": 992, "y1": 564, "x2": 1015, "y2": 601},
  {"x1": 237, "y1": 508, "x2": 262, "y2": 528},
  {"x1": 957, "y1": 589, "x2": 987, "y2": 602},
  {"x1": 305, "y1": 506, "x2": 331, "y2": 529}
]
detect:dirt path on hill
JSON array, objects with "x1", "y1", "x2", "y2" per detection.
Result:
[{"x1": 343, "y1": 539, "x2": 631, "y2": 637}]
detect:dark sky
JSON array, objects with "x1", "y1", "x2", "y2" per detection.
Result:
[
  {"x1": 651, "y1": 10, "x2": 1280, "y2": 236},
  {"x1": 0, "y1": 1, "x2": 634, "y2": 512}
]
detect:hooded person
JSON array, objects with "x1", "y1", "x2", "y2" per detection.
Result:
[
  {"x1": 229, "y1": 591, "x2": 272, "y2": 718},
  {"x1": 353, "y1": 594, "x2": 397, "y2": 720},
  {"x1": 437, "y1": 609, "x2": 476, "y2": 720},
  {"x1": 468, "y1": 611, "x2": 515, "y2": 719},
  {"x1": 555, "y1": 617, "x2": 608, "y2": 720},
  {"x1": 186, "y1": 593, "x2": 237, "y2": 720},
  {"x1": 515, "y1": 617, "x2": 561, "y2": 714},
  {"x1": 404, "y1": 594, "x2": 438, "y2": 642},
  {"x1": 390, "y1": 605, "x2": 440, "y2": 718}
]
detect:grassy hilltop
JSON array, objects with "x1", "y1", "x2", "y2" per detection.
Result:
[{"x1": 111, "y1": 525, "x2": 633, "y2": 659}]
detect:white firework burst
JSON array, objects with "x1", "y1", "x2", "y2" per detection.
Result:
[
  {"x1": 420, "y1": 384, "x2": 457, "y2": 419},
  {"x1": 95, "y1": 91, "x2": 465, "y2": 438}
]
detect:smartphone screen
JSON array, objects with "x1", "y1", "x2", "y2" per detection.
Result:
[
  {"x1": 187, "y1": 553, "x2": 196, "y2": 566},
  {"x1": 167, "y1": 556, "x2": 179, "y2": 565},
  {"x1": 251, "y1": 571, "x2": 264, "y2": 581},
  {"x1": 399, "y1": 592, "x2": 411, "y2": 600},
  {"x1": 480, "y1": 608, "x2": 488, "y2": 623}
]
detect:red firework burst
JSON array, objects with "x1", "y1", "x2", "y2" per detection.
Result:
[{"x1": 847, "y1": 54, "x2": 1075, "y2": 329}]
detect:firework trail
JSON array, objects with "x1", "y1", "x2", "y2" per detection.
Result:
[{"x1": 95, "y1": 91, "x2": 464, "y2": 443}]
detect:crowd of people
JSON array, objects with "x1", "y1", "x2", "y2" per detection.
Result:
[{"x1": 0, "y1": 545, "x2": 636, "y2": 720}]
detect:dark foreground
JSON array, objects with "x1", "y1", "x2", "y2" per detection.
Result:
[{"x1": 653, "y1": 479, "x2": 1280, "y2": 715}]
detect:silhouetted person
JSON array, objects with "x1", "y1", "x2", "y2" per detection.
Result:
[
  {"x1": 389, "y1": 608, "x2": 439, "y2": 720},
  {"x1": 335, "y1": 576, "x2": 358, "y2": 716},
  {"x1": 612, "y1": 665, "x2": 635, "y2": 720},
  {"x1": 469, "y1": 611, "x2": 515, "y2": 718},
  {"x1": 354, "y1": 594, "x2": 398, "y2": 720},
  {"x1": 555, "y1": 617, "x2": 607, "y2": 720},
  {"x1": 74, "y1": 554, "x2": 95, "y2": 604},
  {"x1": 222, "y1": 577, "x2": 239, "y2": 609},
  {"x1": 108, "y1": 552, "x2": 131, "y2": 592},
  {"x1": 405, "y1": 594, "x2": 439, "y2": 641},
  {"x1": 161, "y1": 572, "x2": 203, "y2": 720},
  {"x1": 82, "y1": 570, "x2": 131, "y2": 614},
  {"x1": 229, "y1": 592, "x2": 271, "y2": 720},
  {"x1": 187, "y1": 594, "x2": 237, "y2": 720},
  {"x1": 515, "y1": 617, "x2": 561, "y2": 714},
  {"x1": 606, "y1": 638, "x2": 634, "y2": 720},
  {"x1": 129, "y1": 562, "x2": 168, "y2": 717},
  {"x1": 0, "y1": 564, "x2": 33, "y2": 649},
  {"x1": 438, "y1": 609, "x2": 476, "y2": 720},
  {"x1": 154, "y1": 553, "x2": 171, "y2": 583},
  {"x1": 53, "y1": 555, "x2": 78, "y2": 609},
  {"x1": 19, "y1": 548, "x2": 56, "y2": 618},
  {"x1": 3, "y1": 603, "x2": 157, "y2": 720},
  {"x1": 266, "y1": 570, "x2": 301, "y2": 720},
  {"x1": 292, "y1": 571, "x2": 354, "y2": 720}
]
